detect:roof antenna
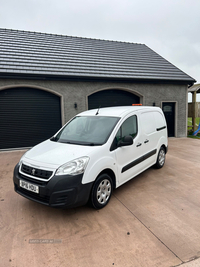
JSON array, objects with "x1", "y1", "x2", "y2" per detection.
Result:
[{"x1": 95, "y1": 106, "x2": 101, "y2": 115}]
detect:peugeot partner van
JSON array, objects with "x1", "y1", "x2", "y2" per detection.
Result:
[{"x1": 13, "y1": 106, "x2": 168, "y2": 209}]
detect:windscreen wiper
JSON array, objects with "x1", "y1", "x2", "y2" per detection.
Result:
[
  {"x1": 50, "y1": 136, "x2": 58, "y2": 141},
  {"x1": 85, "y1": 142, "x2": 102, "y2": 146}
]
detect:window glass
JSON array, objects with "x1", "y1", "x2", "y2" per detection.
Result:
[
  {"x1": 110, "y1": 115, "x2": 137, "y2": 151},
  {"x1": 54, "y1": 116, "x2": 120, "y2": 146},
  {"x1": 117, "y1": 115, "x2": 137, "y2": 142}
]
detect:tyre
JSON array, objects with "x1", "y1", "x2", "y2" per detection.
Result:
[
  {"x1": 91, "y1": 173, "x2": 113, "y2": 209},
  {"x1": 155, "y1": 147, "x2": 166, "y2": 169}
]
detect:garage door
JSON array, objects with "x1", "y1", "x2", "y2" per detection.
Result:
[
  {"x1": 88, "y1": 89, "x2": 140, "y2": 110},
  {"x1": 0, "y1": 87, "x2": 62, "y2": 149}
]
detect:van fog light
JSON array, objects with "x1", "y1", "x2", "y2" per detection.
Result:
[{"x1": 56, "y1": 157, "x2": 89, "y2": 176}]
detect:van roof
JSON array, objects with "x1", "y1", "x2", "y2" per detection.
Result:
[{"x1": 79, "y1": 106, "x2": 161, "y2": 117}]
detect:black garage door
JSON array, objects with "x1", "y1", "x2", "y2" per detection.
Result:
[
  {"x1": 0, "y1": 87, "x2": 62, "y2": 149},
  {"x1": 88, "y1": 89, "x2": 140, "y2": 110}
]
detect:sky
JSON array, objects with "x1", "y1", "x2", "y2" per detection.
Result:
[{"x1": 1, "y1": 0, "x2": 200, "y2": 101}]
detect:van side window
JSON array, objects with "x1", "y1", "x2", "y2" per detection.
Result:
[
  {"x1": 111, "y1": 115, "x2": 137, "y2": 151},
  {"x1": 120, "y1": 115, "x2": 137, "y2": 141}
]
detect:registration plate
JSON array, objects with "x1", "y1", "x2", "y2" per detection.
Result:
[{"x1": 19, "y1": 180, "x2": 39, "y2": 194}]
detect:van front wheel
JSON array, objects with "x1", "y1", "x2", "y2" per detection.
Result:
[
  {"x1": 155, "y1": 147, "x2": 166, "y2": 169},
  {"x1": 91, "y1": 174, "x2": 113, "y2": 209}
]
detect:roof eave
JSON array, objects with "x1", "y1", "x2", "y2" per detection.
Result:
[{"x1": 0, "y1": 72, "x2": 196, "y2": 86}]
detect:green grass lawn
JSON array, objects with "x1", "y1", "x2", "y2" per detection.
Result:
[{"x1": 188, "y1": 117, "x2": 200, "y2": 126}]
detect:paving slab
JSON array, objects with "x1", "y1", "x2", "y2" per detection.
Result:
[
  {"x1": 181, "y1": 258, "x2": 200, "y2": 267},
  {"x1": 0, "y1": 138, "x2": 200, "y2": 267},
  {"x1": 115, "y1": 138, "x2": 200, "y2": 264}
]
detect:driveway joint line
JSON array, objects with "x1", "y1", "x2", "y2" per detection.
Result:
[
  {"x1": 113, "y1": 194, "x2": 183, "y2": 264},
  {"x1": 172, "y1": 256, "x2": 200, "y2": 267}
]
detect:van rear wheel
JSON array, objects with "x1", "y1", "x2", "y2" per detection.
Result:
[
  {"x1": 155, "y1": 147, "x2": 166, "y2": 169},
  {"x1": 91, "y1": 174, "x2": 113, "y2": 209}
]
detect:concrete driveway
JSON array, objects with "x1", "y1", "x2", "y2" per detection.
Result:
[{"x1": 1, "y1": 138, "x2": 200, "y2": 267}]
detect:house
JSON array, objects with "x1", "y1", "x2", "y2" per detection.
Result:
[{"x1": 0, "y1": 28, "x2": 196, "y2": 150}]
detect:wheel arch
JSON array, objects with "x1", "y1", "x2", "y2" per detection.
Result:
[
  {"x1": 96, "y1": 168, "x2": 116, "y2": 189},
  {"x1": 161, "y1": 144, "x2": 168, "y2": 154}
]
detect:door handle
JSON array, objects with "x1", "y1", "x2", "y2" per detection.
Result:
[
  {"x1": 136, "y1": 143, "x2": 142, "y2": 147},
  {"x1": 144, "y1": 139, "x2": 149, "y2": 144}
]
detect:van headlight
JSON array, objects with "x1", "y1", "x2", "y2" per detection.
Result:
[{"x1": 55, "y1": 157, "x2": 89, "y2": 176}]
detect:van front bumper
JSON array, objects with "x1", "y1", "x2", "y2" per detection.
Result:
[{"x1": 13, "y1": 163, "x2": 93, "y2": 208}]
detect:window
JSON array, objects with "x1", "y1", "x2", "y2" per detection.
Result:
[
  {"x1": 120, "y1": 115, "x2": 137, "y2": 140},
  {"x1": 53, "y1": 116, "x2": 120, "y2": 146},
  {"x1": 111, "y1": 115, "x2": 137, "y2": 150}
]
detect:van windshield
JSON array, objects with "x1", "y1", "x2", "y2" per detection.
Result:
[{"x1": 52, "y1": 116, "x2": 120, "y2": 146}]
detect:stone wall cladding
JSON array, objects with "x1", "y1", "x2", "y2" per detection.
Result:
[{"x1": 0, "y1": 79, "x2": 188, "y2": 137}]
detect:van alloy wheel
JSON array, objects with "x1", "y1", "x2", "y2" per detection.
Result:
[
  {"x1": 91, "y1": 174, "x2": 113, "y2": 209},
  {"x1": 159, "y1": 149, "x2": 165, "y2": 166},
  {"x1": 96, "y1": 179, "x2": 111, "y2": 204},
  {"x1": 155, "y1": 147, "x2": 166, "y2": 169}
]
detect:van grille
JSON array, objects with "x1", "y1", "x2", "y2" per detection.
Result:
[
  {"x1": 21, "y1": 163, "x2": 53, "y2": 180},
  {"x1": 20, "y1": 174, "x2": 47, "y2": 185}
]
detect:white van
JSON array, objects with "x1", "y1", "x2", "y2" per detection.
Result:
[{"x1": 13, "y1": 106, "x2": 168, "y2": 209}]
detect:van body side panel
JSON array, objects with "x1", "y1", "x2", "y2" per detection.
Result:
[
  {"x1": 81, "y1": 146, "x2": 117, "y2": 185},
  {"x1": 114, "y1": 109, "x2": 168, "y2": 187},
  {"x1": 121, "y1": 149, "x2": 157, "y2": 173},
  {"x1": 141, "y1": 110, "x2": 167, "y2": 164}
]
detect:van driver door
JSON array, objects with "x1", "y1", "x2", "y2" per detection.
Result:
[{"x1": 113, "y1": 115, "x2": 144, "y2": 186}]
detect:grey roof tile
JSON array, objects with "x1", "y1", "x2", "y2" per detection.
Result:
[{"x1": 0, "y1": 28, "x2": 196, "y2": 83}]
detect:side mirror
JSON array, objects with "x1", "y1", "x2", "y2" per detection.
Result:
[{"x1": 118, "y1": 135, "x2": 133, "y2": 147}]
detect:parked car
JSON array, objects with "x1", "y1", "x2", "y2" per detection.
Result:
[{"x1": 13, "y1": 106, "x2": 168, "y2": 209}]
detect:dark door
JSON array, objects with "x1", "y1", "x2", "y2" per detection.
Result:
[
  {"x1": 162, "y1": 102, "x2": 175, "y2": 137},
  {"x1": 0, "y1": 87, "x2": 62, "y2": 149},
  {"x1": 88, "y1": 89, "x2": 140, "y2": 110}
]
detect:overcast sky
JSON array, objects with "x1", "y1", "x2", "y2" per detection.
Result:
[{"x1": 1, "y1": 0, "x2": 200, "y2": 101}]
